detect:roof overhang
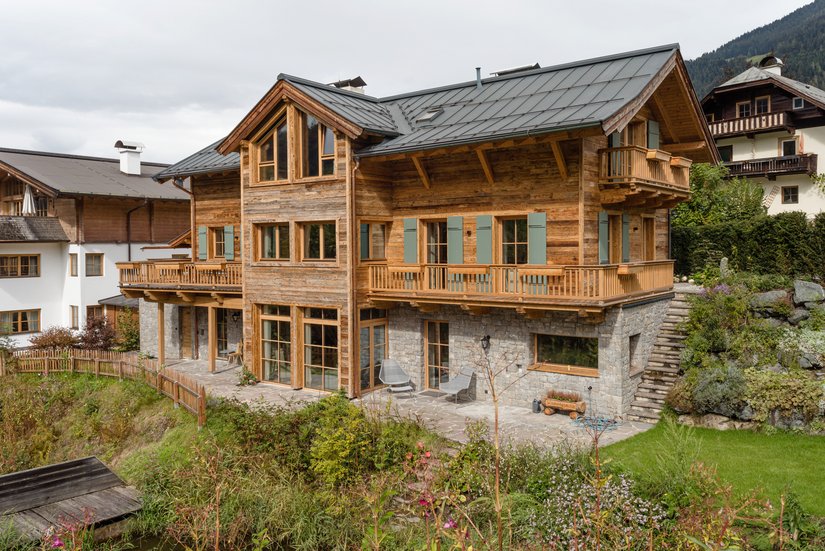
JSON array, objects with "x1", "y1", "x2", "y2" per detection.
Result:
[
  {"x1": 702, "y1": 75, "x2": 825, "y2": 113},
  {"x1": 0, "y1": 160, "x2": 59, "y2": 198}
]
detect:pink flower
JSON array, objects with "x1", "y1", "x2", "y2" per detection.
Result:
[
  {"x1": 416, "y1": 441, "x2": 424, "y2": 450},
  {"x1": 418, "y1": 498, "x2": 429, "y2": 507},
  {"x1": 424, "y1": 451, "x2": 431, "y2": 458},
  {"x1": 443, "y1": 518, "x2": 458, "y2": 529},
  {"x1": 51, "y1": 536, "x2": 64, "y2": 548}
]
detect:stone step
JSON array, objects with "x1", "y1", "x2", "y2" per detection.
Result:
[
  {"x1": 654, "y1": 340, "x2": 685, "y2": 348},
  {"x1": 627, "y1": 407, "x2": 662, "y2": 421},
  {"x1": 638, "y1": 381, "x2": 672, "y2": 392},
  {"x1": 631, "y1": 399, "x2": 664, "y2": 411},
  {"x1": 648, "y1": 356, "x2": 681, "y2": 365},
  {"x1": 645, "y1": 365, "x2": 681, "y2": 374},
  {"x1": 634, "y1": 391, "x2": 667, "y2": 402}
]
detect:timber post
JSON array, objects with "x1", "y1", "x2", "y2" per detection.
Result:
[{"x1": 197, "y1": 385, "x2": 207, "y2": 429}]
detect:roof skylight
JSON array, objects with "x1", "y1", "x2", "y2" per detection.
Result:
[{"x1": 416, "y1": 108, "x2": 443, "y2": 122}]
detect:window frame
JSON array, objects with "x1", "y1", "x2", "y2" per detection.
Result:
[
  {"x1": 70, "y1": 305, "x2": 79, "y2": 330},
  {"x1": 755, "y1": 95, "x2": 770, "y2": 115},
  {"x1": 780, "y1": 137, "x2": 799, "y2": 157},
  {"x1": 499, "y1": 217, "x2": 529, "y2": 265},
  {"x1": 302, "y1": 307, "x2": 339, "y2": 392},
  {"x1": 69, "y1": 253, "x2": 78, "y2": 277},
  {"x1": 300, "y1": 221, "x2": 337, "y2": 261},
  {"x1": 209, "y1": 227, "x2": 226, "y2": 259},
  {"x1": 781, "y1": 186, "x2": 799, "y2": 205},
  {"x1": 299, "y1": 111, "x2": 336, "y2": 179},
  {"x1": 793, "y1": 97, "x2": 805, "y2": 110},
  {"x1": 85, "y1": 253, "x2": 104, "y2": 277},
  {"x1": 0, "y1": 254, "x2": 40, "y2": 278},
  {"x1": 0, "y1": 309, "x2": 41, "y2": 335},
  {"x1": 257, "y1": 223, "x2": 291, "y2": 261},
  {"x1": 529, "y1": 333, "x2": 600, "y2": 378},
  {"x1": 717, "y1": 145, "x2": 733, "y2": 163},
  {"x1": 424, "y1": 219, "x2": 448, "y2": 264},
  {"x1": 359, "y1": 221, "x2": 388, "y2": 262},
  {"x1": 259, "y1": 304, "x2": 292, "y2": 385},
  {"x1": 253, "y1": 108, "x2": 289, "y2": 185},
  {"x1": 736, "y1": 100, "x2": 752, "y2": 118}
]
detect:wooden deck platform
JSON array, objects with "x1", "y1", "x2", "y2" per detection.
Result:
[{"x1": 0, "y1": 457, "x2": 141, "y2": 541}]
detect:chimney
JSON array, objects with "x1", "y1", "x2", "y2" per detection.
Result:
[
  {"x1": 114, "y1": 140, "x2": 145, "y2": 175},
  {"x1": 330, "y1": 76, "x2": 367, "y2": 94},
  {"x1": 758, "y1": 55, "x2": 784, "y2": 76}
]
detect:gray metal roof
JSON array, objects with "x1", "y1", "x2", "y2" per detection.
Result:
[
  {"x1": 0, "y1": 216, "x2": 69, "y2": 242},
  {"x1": 716, "y1": 67, "x2": 825, "y2": 107},
  {"x1": 154, "y1": 139, "x2": 240, "y2": 181},
  {"x1": 98, "y1": 294, "x2": 139, "y2": 308},
  {"x1": 0, "y1": 148, "x2": 187, "y2": 200}
]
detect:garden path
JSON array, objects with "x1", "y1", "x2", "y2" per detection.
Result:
[{"x1": 166, "y1": 359, "x2": 653, "y2": 447}]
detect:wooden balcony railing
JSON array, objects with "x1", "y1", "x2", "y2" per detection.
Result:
[
  {"x1": 368, "y1": 261, "x2": 674, "y2": 305},
  {"x1": 724, "y1": 154, "x2": 817, "y2": 178},
  {"x1": 599, "y1": 146, "x2": 690, "y2": 191},
  {"x1": 708, "y1": 112, "x2": 789, "y2": 137},
  {"x1": 117, "y1": 260, "x2": 242, "y2": 290}
]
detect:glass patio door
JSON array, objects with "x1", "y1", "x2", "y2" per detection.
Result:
[
  {"x1": 359, "y1": 322, "x2": 387, "y2": 392},
  {"x1": 426, "y1": 321, "x2": 449, "y2": 389}
]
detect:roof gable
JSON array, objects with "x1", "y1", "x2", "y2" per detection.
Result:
[{"x1": 705, "y1": 67, "x2": 825, "y2": 111}]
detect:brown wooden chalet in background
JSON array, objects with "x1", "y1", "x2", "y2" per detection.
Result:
[{"x1": 120, "y1": 44, "x2": 716, "y2": 416}]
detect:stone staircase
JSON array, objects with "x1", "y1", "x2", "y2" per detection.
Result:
[{"x1": 626, "y1": 292, "x2": 693, "y2": 423}]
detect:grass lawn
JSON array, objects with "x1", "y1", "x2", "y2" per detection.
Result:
[{"x1": 603, "y1": 423, "x2": 825, "y2": 516}]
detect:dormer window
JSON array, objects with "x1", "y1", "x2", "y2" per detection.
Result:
[
  {"x1": 258, "y1": 118, "x2": 288, "y2": 182},
  {"x1": 300, "y1": 113, "x2": 335, "y2": 178}
]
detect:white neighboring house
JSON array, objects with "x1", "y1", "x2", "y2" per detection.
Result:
[
  {"x1": 0, "y1": 143, "x2": 191, "y2": 347},
  {"x1": 702, "y1": 55, "x2": 825, "y2": 216}
]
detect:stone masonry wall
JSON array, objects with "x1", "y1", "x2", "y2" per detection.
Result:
[
  {"x1": 387, "y1": 298, "x2": 670, "y2": 419},
  {"x1": 139, "y1": 299, "x2": 180, "y2": 362}
]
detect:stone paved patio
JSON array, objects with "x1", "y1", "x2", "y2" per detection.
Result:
[{"x1": 166, "y1": 359, "x2": 653, "y2": 447}]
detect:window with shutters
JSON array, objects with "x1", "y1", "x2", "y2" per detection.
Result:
[
  {"x1": 210, "y1": 227, "x2": 226, "y2": 259},
  {"x1": 426, "y1": 221, "x2": 448, "y2": 264},
  {"x1": 782, "y1": 186, "x2": 799, "y2": 204},
  {"x1": 598, "y1": 212, "x2": 629, "y2": 264},
  {"x1": 359, "y1": 222, "x2": 387, "y2": 261},
  {"x1": 500, "y1": 218, "x2": 528, "y2": 264}
]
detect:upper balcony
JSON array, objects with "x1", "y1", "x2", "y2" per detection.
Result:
[
  {"x1": 708, "y1": 112, "x2": 791, "y2": 138},
  {"x1": 117, "y1": 260, "x2": 242, "y2": 294},
  {"x1": 367, "y1": 261, "x2": 674, "y2": 314},
  {"x1": 724, "y1": 154, "x2": 817, "y2": 179},
  {"x1": 598, "y1": 146, "x2": 691, "y2": 208}
]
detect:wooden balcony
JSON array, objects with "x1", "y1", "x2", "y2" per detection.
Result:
[
  {"x1": 708, "y1": 112, "x2": 791, "y2": 138},
  {"x1": 368, "y1": 261, "x2": 674, "y2": 312},
  {"x1": 598, "y1": 146, "x2": 690, "y2": 209},
  {"x1": 117, "y1": 260, "x2": 242, "y2": 292},
  {"x1": 724, "y1": 154, "x2": 817, "y2": 179}
]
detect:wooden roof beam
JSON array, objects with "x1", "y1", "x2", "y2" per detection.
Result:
[
  {"x1": 460, "y1": 304, "x2": 491, "y2": 316},
  {"x1": 662, "y1": 140, "x2": 706, "y2": 153},
  {"x1": 476, "y1": 148, "x2": 495, "y2": 185},
  {"x1": 411, "y1": 156, "x2": 431, "y2": 189},
  {"x1": 409, "y1": 301, "x2": 439, "y2": 313},
  {"x1": 651, "y1": 92, "x2": 678, "y2": 144},
  {"x1": 550, "y1": 141, "x2": 568, "y2": 180}
]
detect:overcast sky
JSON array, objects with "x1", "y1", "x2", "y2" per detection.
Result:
[{"x1": 0, "y1": 0, "x2": 812, "y2": 164}]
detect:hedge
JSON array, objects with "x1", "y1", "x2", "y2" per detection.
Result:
[{"x1": 673, "y1": 211, "x2": 825, "y2": 277}]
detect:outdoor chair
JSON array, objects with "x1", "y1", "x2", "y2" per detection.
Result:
[
  {"x1": 378, "y1": 358, "x2": 413, "y2": 393},
  {"x1": 440, "y1": 367, "x2": 475, "y2": 402},
  {"x1": 227, "y1": 341, "x2": 244, "y2": 366}
]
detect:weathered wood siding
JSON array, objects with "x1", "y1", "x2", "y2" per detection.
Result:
[
  {"x1": 192, "y1": 174, "x2": 241, "y2": 260},
  {"x1": 81, "y1": 197, "x2": 189, "y2": 243}
]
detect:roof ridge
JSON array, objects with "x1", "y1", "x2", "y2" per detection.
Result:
[
  {"x1": 377, "y1": 43, "x2": 680, "y2": 102},
  {"x1": 277, "y1": 73, "x2": 383, "y2": 102},
  {"x1": 0, "y1": 146, "x2": 169, "y2": 167}
]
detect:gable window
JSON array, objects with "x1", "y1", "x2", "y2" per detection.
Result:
[
  {"x1": 258, "y1": 118, "x2": 289, "y2": 183},
  {"x1": 782, "y1": 186, "x2": 799, "y2": 204},
  {"x1": 781, "y1": 138, "x2": 798, "y2": 157},
  {"x1": 69, "y1": 253, "x2": 78, "y2": 277},
  {"x1": 85, "y1": 253, "x2": 103, "y2": 277},
  {"x1": 736, "y1": 101, "x2": 751, "y2": 118},
  {"x1": 501, "y1": 218, "x2": 528, "y2": 264},
  {"x1": 302, "y1": 222, "x2": 336, "y2": 260},
  {"x1": 359, "y1": 222, "x2": 386, "y2": 261},
  {"x1": 0, "y1": 309, "x2": 40, "y2": 334},
  {"x1": 531, "y1": 333, "x2": 599, "y2": 377},
  {"x1": 259, "y1": 223, "x2": 290, "y2": 260},
  {"x1": 755, "y1": 96, "x2": 770, "y2": 114},
  {"x1": 793, "y1": 97, "x2": 805, "y2": 110},
  {"x1": 0, "y1": 254, "x2": 39, "y2": 277},
  {"x1": 300, "y1": 113, "x2": 335, "y2": 178}
]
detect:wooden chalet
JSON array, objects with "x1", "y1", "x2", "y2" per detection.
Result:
[{"x1": 121, "y1": 44, "x2": 716, "y2": 417}]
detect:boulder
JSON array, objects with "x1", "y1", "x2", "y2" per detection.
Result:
[
  {"x1": 678, "y1": 413, "x2": 755, "y2": 431},
  {"x1": 750, "y1": 290, "x2": 789, "y2": 309},
  {"x1": 800, "y1": 352, "x2": 822, "y2": 370},
  {"x1": 794, "y1": 280, "x2": 825, "y2": 305},
  {"x1": 788, "y1": 308, "x2": 811, "y2": 325},
  {"x1": 720, "y1": 257, "x2": 730, "y2": 278}
]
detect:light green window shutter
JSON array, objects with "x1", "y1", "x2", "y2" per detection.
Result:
[
  {"x1": 622, "y1": 213, "x2": 630, "y2": 263},
  {"x1": 447, "y1": 216, "x2": 463, "y2": 264},
  {"x1": 197, "y1": 225, "x2": 207, "y2": 260},
  {"x1": 476, "y1": 215, "x2": 493, "y2": 264},
  {"x1": 223, "y1": 225, "x2": 235, "y2": 261},
  {"x1": 403, "y1": 218, "x2": 418, "y2": 264},
  {"x1": 360, "y1": 223, "x2": 369, "y2": 260},
  {"x1": 598, "y1": 212, "x2": 609, "y2": 265},
  {"x1": 527, "y1": 212, "x2": 547, "y2": 265},
  {"x1": 647, "y1": 120, "x2": 660, "y2": 150}
]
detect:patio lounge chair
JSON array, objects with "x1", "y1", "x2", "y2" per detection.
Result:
[
  {"x1": 440, "y1": 367, "x2": 475, "y2": 402},
  {"x1": 378, "y1": 358, "x2": 413, "y2": 393}
]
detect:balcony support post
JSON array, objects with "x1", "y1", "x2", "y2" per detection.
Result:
[
  {"x1": 208, "y1": 306, "x2": 217, "y2": 373},
  {"x1": 157, "y1": 302, "x2": 165, "y2": 367}
]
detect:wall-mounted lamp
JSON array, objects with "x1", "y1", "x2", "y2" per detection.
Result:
[
  {"x1": 480, "y1": 334, "x2": 491, "y2": 352},
  {"x1": 231, "y1": 311, "x2": 240, "y2": 323}
]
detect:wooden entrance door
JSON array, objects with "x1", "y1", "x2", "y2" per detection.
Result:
[
  {"x1": 425, "y1": 321, "x2": 449, "y2": 389},
  {"x1": 180, "y1": 307, "x2": 193, "y2": 359}
]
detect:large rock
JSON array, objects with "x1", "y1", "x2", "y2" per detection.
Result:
[
  {"x1": 751, "y1": 290, "x2": 789, "y2": 309},
  {"x1": 789, "y1": 308, "x2": 811, "y2": 325},
  {"x1": 794, "y1": 280, "x2": 825, "y2": 305},
  {"x1": 678, "y1": 413, "x2": 756, "y2": 431}
]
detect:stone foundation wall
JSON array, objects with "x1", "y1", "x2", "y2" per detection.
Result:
[
  {"x1": 387, "y1": 298, "x2": 670, "y2": 419},
  {"x1": 139, "y1": 299, "x2": 180, "y2": 362},
  {"x1": 193, "y1": 308, "x2": 243, "y2": 359}
]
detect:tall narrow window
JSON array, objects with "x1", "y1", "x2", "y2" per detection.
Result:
[
  {"x1": 259, "y1": 223, "x2": 290, "y2": 260},
  {"x1": 211, "y1": 227, "x2": 225, "y2": 259},
  {"x1": 258, "y1": 118, "x2": 288, "y2": 182},
  {"x1": 261, "y1": 305, "x2": 291, "y2": 384},
  {"x1": 301, "y1": 113, "x2": 335, "y2": 177},
  {"x1": 501, "y1": 218, "x2": 528, "y2": 264},
  {"x1": 360, "y1": 222, "x2": 386, "y2": 261},
  {"x1": 426, "y1": 221, "x2": 448, "y2": 264},
  {"x1": 359, "y1": 308, "x2": 387, "y2": 392},
  {"x1": 70, "y1": 306, "x2": 79, "y2": 330},
  {"x1": 303, "y1": 308, "x2": 338, "y2": 391},
  {"x1": 642, "y1": 217, "x2": 655, "y2": 261},
  {"x1": 85, "y1": 253, "x2": 103, "y2": 277},
  {"x1": 69, "y1": 253, "x2": 78, "y2": 277},
  {"x1": 302, "y1": 222, "x2": 336, "y2": 260},
  {"x1": 426, "y1": 321, "x2": 449, "y2": 389}
]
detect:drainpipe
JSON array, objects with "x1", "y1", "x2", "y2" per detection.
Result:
[{"x1": 126, "y1": 199, "x2": 149, "y2": 261}]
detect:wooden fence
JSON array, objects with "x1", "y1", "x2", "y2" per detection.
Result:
[{"x1": 0, "y1": 348, "x2": 207, "y2": 428}]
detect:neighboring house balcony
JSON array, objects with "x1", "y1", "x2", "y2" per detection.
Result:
[
  {"x1": 708, "y1": 112, "x2": 792, "y2": 138},
  {"x1": 598, "y1": 146, "x2": 691, "y2": 209},
  {"x1": 117, "y1": 260, "x2": 242, "y2": 304},
  {"x1": 724, "y1": 154, "x2": 817, "y2": 180},
  {"x1": 367, "y1": 261, "x2": 674, "y2": 315}
]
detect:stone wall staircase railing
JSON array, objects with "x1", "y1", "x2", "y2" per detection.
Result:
[{"x1": 627, "y1": 292, "x2": 694, "y2": 422}]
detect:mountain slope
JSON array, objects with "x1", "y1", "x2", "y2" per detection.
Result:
[{"x1": 687, "y1": 1, "x2": 825, "y2": 99}]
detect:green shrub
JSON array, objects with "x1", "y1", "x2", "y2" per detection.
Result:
[
  {"x1": 115, "y1": 307, "x2": 140, "y2": 352},
  {"x1": 309, "y1": 393, "x2": 371, "y2": 487},
  {"x1": 29, "y1": 326, "x2": 77, "y2": 349},
  {"x1": 691, "y1": 365, "x2": 747, "y2": 418},
  {"x1": 744, "y1": 368, "x2": 824, "y2": 424}
]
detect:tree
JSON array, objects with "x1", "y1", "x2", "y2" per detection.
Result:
[
  {"x1": 115, "y1": 307, "x2": 140, "y2": 352},
  {"x1": 671, "y1": 163, "x2": 766, "y2": 228},
  {"x1": 78, "y1": 316, "x2": 116, "y2": 350}
]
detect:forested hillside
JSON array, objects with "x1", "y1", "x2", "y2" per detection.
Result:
[{"x1": 687, "y1": 0, "x2": 825, "y2": 98}]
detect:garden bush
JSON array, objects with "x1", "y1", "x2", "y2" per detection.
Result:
[
  {"x1": 691, "y1": 364, "x2": 747, "y2": 418},
  {"x1": 744, "y1": 368, "x2": 824, "y2": 424},
  {"x1": 29, "y1": 326, "x2": 77, "y2": 349},
  {"x1": 77, "y1": 316, "x2": 116, "y2": 350}
]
